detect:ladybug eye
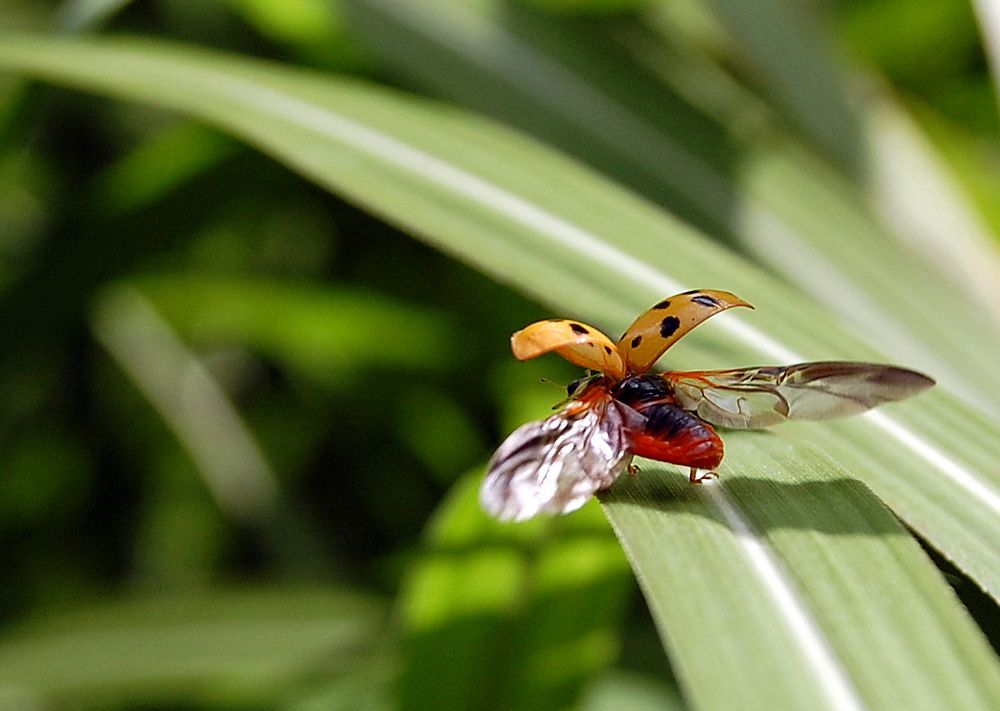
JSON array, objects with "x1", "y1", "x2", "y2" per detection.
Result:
[{"x1": 566, "y1": 378, "x2": 582, "y2": 396}]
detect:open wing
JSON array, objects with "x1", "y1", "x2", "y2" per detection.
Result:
[
  {"x1": 665, "y1": 362, "x2": 935, "y2": 430},
  {"x1": 511, "y1": 319, "x2": 626, "y2": 379},
  {"x1": 617, "y1": 290, "x2": 753, "y2": 375},
  {"x1": 480, "y1": 398, "x2": 642, "y2": 521}
]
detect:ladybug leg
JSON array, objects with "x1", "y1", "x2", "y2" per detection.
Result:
[
  {"x1": 689, "y1": 468, "x2": 719, "y2": 484},
  {"x1": 627, "y1": 462, "x2": 641, "y2": 476}
]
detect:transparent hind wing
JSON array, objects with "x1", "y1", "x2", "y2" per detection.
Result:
[
  {"x1": 665, "y1": 362, "x2": 935, "y2": 430},
  {"x1": 480, "y1": 398, "x2": 640, "y2": 521}
]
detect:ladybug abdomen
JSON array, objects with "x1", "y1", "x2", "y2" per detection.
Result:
[{"x1": 629, "y1": 402, "x2": 724, "y2": 470}]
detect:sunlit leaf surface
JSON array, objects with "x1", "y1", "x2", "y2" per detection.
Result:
[
  {"x1": 341, "y1": 0, "x2": 1000, "y2": 413},
  {"x1": 2, "y1": 31, "x2": 999, "y2": 711}
]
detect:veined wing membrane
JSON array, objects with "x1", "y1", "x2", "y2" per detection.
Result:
[
  {"x1": 666, "y1": 362, "x2": 935, "y2": 430},
  {"x1": 480, "y1": 397, "x2": 642, "y2": 521}
]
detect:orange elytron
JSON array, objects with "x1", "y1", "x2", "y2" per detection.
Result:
[{"x1": 481, "y1": 290, "x2": 934, "y2": 521}]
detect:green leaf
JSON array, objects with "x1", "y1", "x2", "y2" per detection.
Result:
[
  {"x1": 602, "y1": 433, "x2": 1000, "y2": 709},
  {"x1": 342, "y1": 0, "x2": 1000, "y2": 415},
  {"x1": 0, "y1": 587, "x2": 385, "y2": 707},
  {"x1": 3, "y1": 33, "x2": 999, "y2": 709},
  {"x1": 580, "y1": 672, "x2": 685, "y2": 711},
  {"x1": 699, "y1": 0, "x2": 863, "y2": 168},
  {"x1": 57, "y1": 0, "x2": 135, "y2": 32},
  {"x1": 92, "y1": 284, "x2": 281, "y2": 521},
  {"x1": 683, "y1": 0, "x2": 1000, "y2": 365},
  {"x1": 398, "y1": 473, "x2": 632, "y2": 711},
  {"x1": 129, "y1": 274, "x2": 460, "y2": 383},
  {"x1": 91, "y1": 121, "x2": 238, "y2": 216}
]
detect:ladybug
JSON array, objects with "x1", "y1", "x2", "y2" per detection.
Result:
[{"x1": 481, "y1": 289, "x2": 935, "y2": 521}]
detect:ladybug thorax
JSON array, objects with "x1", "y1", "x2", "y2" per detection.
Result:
[{"x1": 611, "y1": 374, "x2": 675, "y2": 408}]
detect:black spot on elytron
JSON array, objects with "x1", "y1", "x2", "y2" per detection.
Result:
[
  {"x1": 603, "y1": 345, "x2": 613, "y2": 354},
  {"x1": 653, "y1": 299, "x2": 671, "y2": 309},
  {"x1": 680, "y1": 289, "x2": 700, "y2": 295},
  {"x1": 692, "y1": 294, "x2": 720, "y2": 308},
  {"x1": 659, "y1": 316, "x2": 681, "y2": 338},
  {"x1": 630, "y1": 335, "x2": 643, "y2": 349},
  {"x1": 569, "y1": 322, "x2": 590, "y2": 335}
]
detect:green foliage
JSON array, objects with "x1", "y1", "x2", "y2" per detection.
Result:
[
  {"x1": 0, "y1": 1, "x2": 999, "y2": 709},
  {"x1": 0, "y1": 588, "x2": 386, "y2": 708}
]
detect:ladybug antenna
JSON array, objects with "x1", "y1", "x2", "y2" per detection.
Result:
[{"x1": 550, "y1": 371, "x2": 601, "y2": 409}]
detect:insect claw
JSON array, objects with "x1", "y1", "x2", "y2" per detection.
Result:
[
  {"x1": 689, "y1": 468, "x2": 719, "y2": 484},
  {"x1": 627, "y1": 462, "x2": 641, "y2": 476}
]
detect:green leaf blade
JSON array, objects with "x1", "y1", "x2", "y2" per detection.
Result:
[
  {"x1": 604, "y1": 434, "x2": 1000, "y2": 710},
  {"x1": 0, "y1": 588, "x2": 385, "y2": 707},
  {"x1": 340, "y1": 1, "x2": 1000, "y2": 415},
  {"x1": 3, "y1": 33, "x2": 999, "y2": 710},
  {"x1": 398, "y1": 475, "x2": 633, "y2": 711}
]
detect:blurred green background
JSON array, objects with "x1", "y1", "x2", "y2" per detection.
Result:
[{"x1": 0, "y1": 0, "x2": 998, "y2": 709}]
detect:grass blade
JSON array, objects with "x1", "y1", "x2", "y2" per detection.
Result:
[
  {"x1": 603, "y1": 433, "x2": 1000, "y2": 710},
  {"x1": 2, "y1": 33, "x2": 998, "y2": 708},
  {"x1": 398, "y1": 474, "x2": 632, "y2": 711},
  {"x1": 1, "y1": 30, "x2": 997, "y2": 597},
  {"x1": 343, "y1": 1, "x2": 1000, "y2": 413},
  {"x1": 0, "y1": 587, "x2": 385, "y2": 707}
]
